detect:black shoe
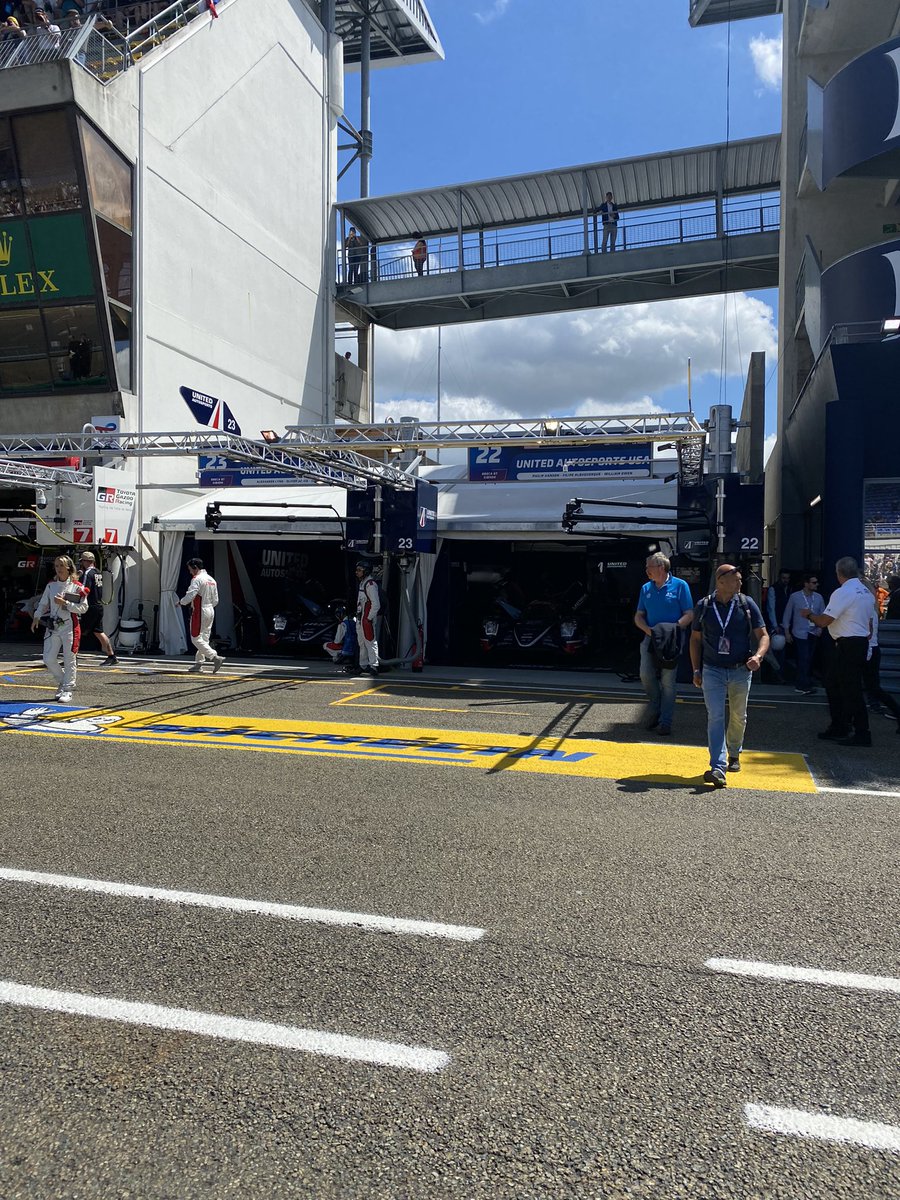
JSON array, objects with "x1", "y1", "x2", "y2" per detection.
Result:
[
  {"x1": 727, "y1": 756, "x2": 741, "y2": 772},
  {"x1": 837, "y1": 733, "x2": 872, "y2": 747},
  {"x1": 703, "y1": 768, "x2": 727, "y2": 788},
  {"x1": 657, "y1": 725, "x2": 671, "y2": 736},
  {"x1": 645, "y1": 714, "x2": 660, "y2": 731},
  {"x1": 817, "y1": 728, "x2": 848, "y2": 741}
]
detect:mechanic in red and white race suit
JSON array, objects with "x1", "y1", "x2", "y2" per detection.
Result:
[
  {"x1": 355, "y1": 560, "x2": 382, "y2": 675},
  {"x1": 30, "y1": 555, "x2": 89, "y2": 703},
  {"x1": 178, "y1": 557, "x2": 225, "y2": 674}
]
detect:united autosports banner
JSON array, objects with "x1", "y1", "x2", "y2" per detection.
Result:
[{"x1": 467, "y1": 443, "x2": 652, "y2": 482}]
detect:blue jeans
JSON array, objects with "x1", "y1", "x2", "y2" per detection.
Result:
[
  {"x1": 640, "y1": 636, "x2": 677, "y2": 728},
  {"x1": 701, "y1": 664, "x2": 752, "y2": 772}
]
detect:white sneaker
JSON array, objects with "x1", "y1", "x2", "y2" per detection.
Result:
[
  {"x1": 212, "y1": 656, "x2": 225, "y2": 674},
  {"x1": 57, "y1": 691, "x2": 73, "y2": 703}
]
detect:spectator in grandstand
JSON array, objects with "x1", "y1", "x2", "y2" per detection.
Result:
[
  {"x1": 782, "y1": 572, "x2": 824, "y2": 694},
  {"x1": 600, "y1": 192, "x2": 619, "y2": 252},
  {"x1": 804, "y1": 556, "x2": 875, "y2": 747},
  {"x1": 59, "y1": 0, "x2": 84, "y2": 27},
  {"x1": 33, "y1": 8, "x2": 60, "y2": 42},
  {"x1": 1, "y1": 15, "x2": 26, "y2": 40},
  {"x1": 886, "y1": 576, "x2": 900, "y2": 622},
  {"x1": 412, "y1": 238, "x2": 428, "y2": 277}
]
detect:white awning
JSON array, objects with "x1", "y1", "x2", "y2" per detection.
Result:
[
  {"x1": 433, "y1": 474, "x2": 678, "y2": 539},
  {"x1": 146, "y1": 486, "x2": 348, "y2": 538},
  {"x1": 147, "y1": 476, "x2": 678, "y2": 541}
]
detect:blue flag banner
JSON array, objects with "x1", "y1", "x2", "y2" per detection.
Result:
[{"x1": 180, "y1": 386, "x2": 241, "y2": 436}]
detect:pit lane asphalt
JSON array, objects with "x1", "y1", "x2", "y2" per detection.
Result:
[{"x1": 0, "y1": 647, "x2": 897, "y2": 1199}]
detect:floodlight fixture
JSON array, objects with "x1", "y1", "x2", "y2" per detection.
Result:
[
  {"x1": 260, "y1": 430, "x2": 279, "y2": 443},
  {"x1": 882, "y1": 317, "x2": 900, "y2": 333}
]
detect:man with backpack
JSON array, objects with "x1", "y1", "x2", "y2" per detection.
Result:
[
  {"x1": 77, "y1": 551, "x2": 117, "y2": 666},
  {"x1": 690, "y1": 563, "x2": 770, "y2": 788}
]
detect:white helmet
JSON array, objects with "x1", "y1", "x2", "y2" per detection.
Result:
[{"x1": 770, "y1": 632, "x2": 786, "y2": 652}]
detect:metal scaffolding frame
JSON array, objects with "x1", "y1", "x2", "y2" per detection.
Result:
[
  {"x1": 282, "y1": 413, "x2": 708, "y2": 487},
  {"x1": 0, "y1": 458, "x2": 93, "y2": 490},
  {"x1": 0, "y1": 412, "x2": 709, "y2": 499},
  {"x1": 0, "y1": 431, "x2": 416, "y2": 491}
]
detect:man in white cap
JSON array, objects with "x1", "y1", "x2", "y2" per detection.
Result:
[{"x1": 78, "y1": 551, "x2": 117, "y2": 666}]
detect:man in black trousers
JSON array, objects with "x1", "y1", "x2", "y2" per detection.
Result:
[{"x1": 804, "y1": 556, "x2": 876, "y2": 747}]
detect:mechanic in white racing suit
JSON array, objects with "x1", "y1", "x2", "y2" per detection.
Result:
[
  {"x1": 30, "y1": 555, "x2": 89, "y2": 703},
  {"x1": 355, "y1": 560, "x2": 382, "y2": 675},
  {"x1": 179, "y1": 557, "x2": 225, "y2": 674}
]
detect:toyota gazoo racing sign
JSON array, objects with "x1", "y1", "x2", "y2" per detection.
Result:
[{"x1": 92, "y1": 465, "x2": 137, "y2": 546}]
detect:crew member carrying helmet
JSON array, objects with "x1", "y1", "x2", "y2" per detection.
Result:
[{"x1": 355, "y1": 560, "x2": 381, "y2": 676}]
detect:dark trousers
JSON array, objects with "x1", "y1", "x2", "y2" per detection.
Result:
[
  {"x1": 794, "y1": 635, "x2": 817, "y2": 690},
  {"x1": 864, "y1": 646, "x2": 900, "y2": 719},
  {"x1": 825, "y1": 636, "x2": 869, "y2": 735}
]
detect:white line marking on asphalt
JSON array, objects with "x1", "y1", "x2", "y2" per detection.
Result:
[
  {"x1": 815, "y1": 787, "x2": 900, "y2": 800},
  {"x1": 0, "y1": 980, "x2": 449, "y2": 1073},
  {"x1": 706, "y1": 957, "x2": 900, "y2": 995},
  {"x1": 0, "y1": 867, "x2": 485, "y2": 942},
  {"x1": 744, "y1": 1103, "x2": 900, "y2": 1152}
]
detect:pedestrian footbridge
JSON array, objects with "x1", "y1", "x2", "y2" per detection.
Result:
[{"x1": 337, "y1": 134, "x2": 781, "y2": 330}]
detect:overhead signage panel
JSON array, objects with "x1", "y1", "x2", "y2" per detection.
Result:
[
  {"x1": 197, "y1": 455, "x2": 301, "y2": 488},
  {"x1": 467, "y1": 443, "x2": 652, "y2": 482}
]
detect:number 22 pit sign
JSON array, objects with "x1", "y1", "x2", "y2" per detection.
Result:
[{"x1": 467, "y1": 443, "x2": 652, "y2": 482}]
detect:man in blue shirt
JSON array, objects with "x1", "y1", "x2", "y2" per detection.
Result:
[
  {"x1": 690, "y1": 563, "x2": 769, "y2": 787},
  {"x1": 634, "y1": 552, "x2": 694, "y2": 735}
]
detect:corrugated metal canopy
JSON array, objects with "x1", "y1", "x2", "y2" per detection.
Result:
[
  {"x1": 689, "y1": 0, "x2": 782, "y2": 25},
  {"x1": 339, "y1": 134, "x2": 781, "y2": 242},
  {"x1": 329, "y1": 0, "x2": 443, "y2": 65}
]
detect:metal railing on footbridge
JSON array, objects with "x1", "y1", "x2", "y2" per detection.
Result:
[
  {"x1": 339, "y1": 195, "x2": 780, "y2": 285},
  {"x1": 0, "y1": 1, "x2": 210, "y2": 82}
]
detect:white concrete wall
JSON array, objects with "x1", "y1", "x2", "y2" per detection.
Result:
[{"x1": 135, "y1": 0, "x2": 333, "y2": 495}]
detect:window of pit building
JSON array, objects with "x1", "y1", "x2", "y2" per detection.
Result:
[
  {"x1": 79, "y1": 117, "x2": 133, "y2": 392},
  {"x1": 0, "y1": 119, "x2": 21, "y2": 219},
  {"x1": 0, "y1": 304, "x2": 108, "y2": 396},
  {"x1": 16, "y1": 111, "x2": 82, "y2": 216}
]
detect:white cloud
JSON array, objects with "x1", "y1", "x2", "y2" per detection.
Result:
[
  {"x1": 373, "y1": 293, "x2": 777, "y2": 423},
  {"x1": 474, "y1": 0, "x2": 511, "y2": 24},
  {"x1": 749, "y1": 33, "x2": 782, "y2": 91},
  {"x1": 763, "y1": 432, "x2": 777, "y2": 465}
]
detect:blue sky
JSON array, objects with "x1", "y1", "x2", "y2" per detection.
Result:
[{"x1": 337, "y1": 0, "x2": 784, "y2": 443}]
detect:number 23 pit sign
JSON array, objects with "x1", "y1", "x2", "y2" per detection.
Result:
[{"x1": 467, "y1": 443, "x2": 652, "y2": 482}]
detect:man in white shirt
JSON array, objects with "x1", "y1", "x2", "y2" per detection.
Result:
[
  {"x1": 804, "y1": 556, "x2": 875, "y2": 746},
  {"x1": 782, "y1": 571, "x2": 825, "y2": 694}
]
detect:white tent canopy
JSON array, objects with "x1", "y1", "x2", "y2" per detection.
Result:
[
  {"x1": 148, "y1": 486, "x2": 349, "y2": 538},
  {"x1": 148, "y1": 476, "x2": 678, "y2": 540}
]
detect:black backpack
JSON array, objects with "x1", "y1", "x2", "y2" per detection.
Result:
[{"x1": 695, "y1": 591, "x2": 754, "y2": 635}]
